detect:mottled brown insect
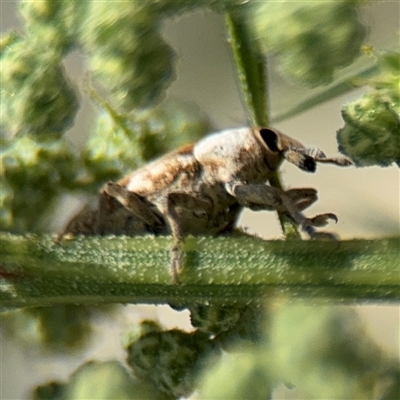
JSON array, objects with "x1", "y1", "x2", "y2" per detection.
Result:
[{"x1": 61, "y1": 127, "x2": 351, "y2": 282}]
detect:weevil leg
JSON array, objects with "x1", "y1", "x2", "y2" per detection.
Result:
[
  {"x1": 306, "y1": 213, "x2": 338, "y2": 227},
  {"x1": 217, "y1": 203, "x2": 242, "y2": 234},
  {"x1": 56, "y1": 206, "x2": 99, "y2": 241},
  {"x1": 57, "y1": 190, "x2": 126, "y2": 240},
  {"x1": 103, "y1": 182, "x2": 163, "y2": 228},
  {"x1": 163, "y1": 193, "x2": 186, "y2": 284},
  {"x1": 97, "y1": 188, "x2": 130, "y2": 234},
  {"x1": 284, "y1": 188, "x2": 318, "y2": 212},
  {"x1": 103, "y1": 182, "x2": 185, "y2": 283},
  {"x1": 284, "y1": 189, "x2": 338, "y2": 226},
  {"x1": 167, "y1": 193, "x2": 213, "y2": 217},
  {"x1": 231, "y1": 183, "x2": 313, "y2": 233},
  {"x1": 162, "y1": 193, "x2": 213, "y2": 283},
  {"x1": 230, "y1": 183, "x2": 341, "y2": 239}
]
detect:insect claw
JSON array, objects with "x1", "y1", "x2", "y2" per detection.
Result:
[
  {"x1": 308, "y1": 213, "x2": 338, "y2": 227},
  {"x1": 329, "y1": 213, "x2": 338, "y2": 224},
  {"x1": 301, "y1": 222, "x2": 317, "y2": 239},
  {"x1": 302, "y1": 212, "x2": 339, "y2": 239}
]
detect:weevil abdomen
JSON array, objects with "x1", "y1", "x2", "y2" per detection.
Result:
[{"x1": 120, "y1": 144, "x2": 199, "y2": 195}]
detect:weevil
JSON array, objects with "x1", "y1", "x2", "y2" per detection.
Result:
[{"x1": 61, "y1": 127, "x2": 351, "y2": 282}]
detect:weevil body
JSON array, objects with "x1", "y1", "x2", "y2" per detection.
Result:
[{"x1": 62, "y1": 127, "x2": 351, "y2": 280}]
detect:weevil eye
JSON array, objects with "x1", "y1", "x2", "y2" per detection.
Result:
[{"x1": 259, "y1": 128, "x2": 281, "y2": 152}]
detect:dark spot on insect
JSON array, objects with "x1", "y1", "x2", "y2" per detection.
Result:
[
  {"x1": 259, "y1": 128, "x2": 280, "y2": 152},
  {"x1": 301, "y1": 156, "x2": 317, "y2": 172}
]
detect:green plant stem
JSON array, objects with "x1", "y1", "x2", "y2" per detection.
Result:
[
  {"x1": 271, "y1": 65, "x2": 379, "y2": 123},
  {"x1": 268, "y1": 172, "x2": 301, "y2": 238},
  {"x1": 85, "y1": 82, "x2": 145, "y2": 164},
  {"x1": 1, "y1": 233, "x2": 399, "y2": 311},
  {"x1": 225, "y1": 12, "x2": 269, "y2": 127}
]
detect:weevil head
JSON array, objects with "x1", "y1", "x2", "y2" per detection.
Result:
[{"x1": 254, "y1": 127, "x2": 317, "y2": 173}]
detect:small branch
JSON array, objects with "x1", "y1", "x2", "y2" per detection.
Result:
[
  {"x1": 268, "y1": 172, "x2": 301, "y2": 238},
  {"x1": 271, "y1": 65, "x2": 378, "y2": 123},
  {"x1": 1, "y1": 233, "x2": 399, "y2": 311}
]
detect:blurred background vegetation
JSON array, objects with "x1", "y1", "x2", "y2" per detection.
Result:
[{"x1": 1, "y1": 1, "x2": 399, "y2": 399}]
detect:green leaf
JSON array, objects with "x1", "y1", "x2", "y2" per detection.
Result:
[
  {"x1": 248, "y1": 1, "x2": 367, "y2": 87},
  {"x1": 61, "y1": 361, "x2": 169, "y2": 400},
  {"x1": 225, "y1": 11, "x2": 268, "y2": 126}
]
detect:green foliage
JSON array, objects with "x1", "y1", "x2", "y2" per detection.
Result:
[
  {"x1": 1, "y1": 1, "x2": 398, "y2": 399},
  {"x1": 338, "y1": 94, "x2": 400, "y2": 167},
  {"x1": 373, "y1": 51, "x2": 400, "y2": 105},
  {"x1": 267, "y1": 305, "x2": 387, "y2": 398},
  {"x1": 23, "y1": 300, "x2": 400, "y2": 400},
  {"x1": 19, "y1": 0, "x2": 86, "y2": 54},
  {"x1": 33, "y1": 360, "x2": 170, "y2": 400},
  {"x1": 0, "y1": 135, "x2": 78, "y2": 232},
  {"x1": 337, "y1": 50, "x2": 400, "y2": 167},
  {"x1": 63, "y1": 361, "x2": 158, "y2": 400},
  {"x1": 126, "y1": 325, "x2": 215, "y2": 398},
  {"x1": 248, "y1": 0, "x2": 367, "y2": 86},
  {"x1": 81, "y1": 2, "x2": 175, "y2": 110},
  {"x1": 1, "y1": 0, "x2": 370, "y2": 140},
  {"x1": 188, "y1": 301, "x2": 246, "y2": 336},
  {"x1": 0, "y1": 34, "x2": 79, "y2": 138},
  {"x1": 199, "y1": 303, "x2": 400, "y2": 400},
  {"x1": 3, "y1": 305, "x2": 92, "y2": 352},
  {"x1": 33, "y1": 382, "x2": 64, "y2": 400},
  {"x1": 200, "y1": 348, "x2": 273, "y2": 400}
]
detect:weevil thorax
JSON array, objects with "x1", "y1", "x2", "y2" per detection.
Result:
[{"x1": 193, "y1": 127, "x2": 287, "y2": 184}]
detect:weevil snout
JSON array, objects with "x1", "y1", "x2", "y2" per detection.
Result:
[
  {"x1": 284, "y1": 150, "x2": 317, "y2": 172},
  {"x1": 255, "y1": 127, "x2": 352, "y2": 172}
]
